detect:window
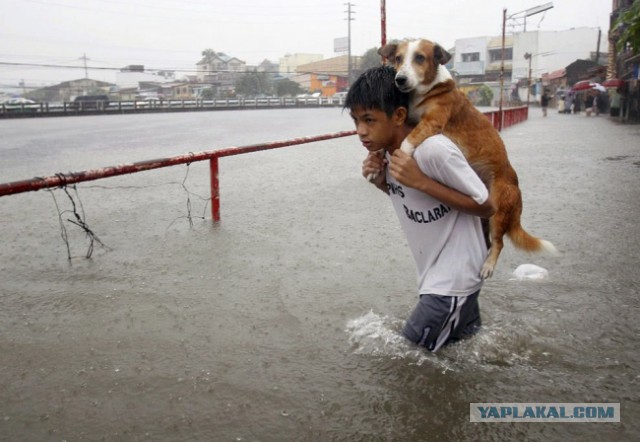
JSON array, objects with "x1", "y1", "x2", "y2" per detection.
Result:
[
  {"x1": 489, "y1": 48, "x2": 513, "y2": 62},
  {"x1": 461, "y1": 52, "x2": 480, "y2": 62}
]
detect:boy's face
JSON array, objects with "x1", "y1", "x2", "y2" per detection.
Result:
[{"x1": 349, "y1": 106, "x2": 402, "y2": 152}]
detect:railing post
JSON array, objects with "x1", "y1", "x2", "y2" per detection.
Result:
[{"x1": 210, "y1": 156, "x2": 220, "y2": 222}]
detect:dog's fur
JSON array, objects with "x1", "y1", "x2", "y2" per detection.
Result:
[{"x1": 380, "y1": 38, "x2": 556, "y2": 278}]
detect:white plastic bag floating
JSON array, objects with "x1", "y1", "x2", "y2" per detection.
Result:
[{"x1": 511, "y1": 264, "x2": 549, "y2": 281}]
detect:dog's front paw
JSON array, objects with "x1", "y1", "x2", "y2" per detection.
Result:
[
  {"x1": 480, "y1": 264, "x2": 494, "y2": 280},
  {"x1": 400, "y1": 139, "x2": 415, "y2": 156}
]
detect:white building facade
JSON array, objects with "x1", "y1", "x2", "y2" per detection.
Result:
[
  {"x1": 453, "y1": 27, "x2": 606, "y2": 103},
  {"x1": 279, "y1": 53, "x2": 323, "y2": 74}
]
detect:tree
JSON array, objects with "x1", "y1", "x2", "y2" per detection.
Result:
[
  {"x1": 614, "y1": 2, "x2": 640, "y2": 54},
  {"x1": 360, "y1": 47, "x2": 383, "y2": 70},
  {"x1": 274, "y1": 78, "x2": 304, "y2": 97},
  {"x1": 201, "y1": 49, "x2": 217, "y2": 62},
  {"x1": 200, "y1": 88, "x2": 216, "y2": 99},
  {"x1": 235, "y1": 71, "x2": 273, "y2": 96},
  {"x1": 352, "y1": 47, "x2": 383, "y2": 80},
  {"x1": 476, "y1": 85, "x2": 494, "y2": 106}
]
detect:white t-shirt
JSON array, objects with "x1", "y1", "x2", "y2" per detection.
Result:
[{"x1": 385, "y1": 134, "x2": 489, "y2": 297}]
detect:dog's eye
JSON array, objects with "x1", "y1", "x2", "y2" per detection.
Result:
[
  {"x1": 395, "y1": 55, "x2": 403, "y2": 64},
  {"x1": 414, "y1": 54, "x2": 426, "y2": 64}
]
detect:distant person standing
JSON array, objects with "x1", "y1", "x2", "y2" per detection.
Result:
[
  {"x1": 541, "y1": 91, "x2": 550, "y2": 117},
  {"x1": 585, "y1": 93, "x2": 595, "y2": 117},
  {"x1": 564, "y1": 93, "x2": 573, "y2": 114},
  {"x1": 557, "y1": 95, "x2": 565, "y2": 113},
  {"x1": 573, "y1": 95, "x2": 581, "y2": 114},
  {"x1": 610, "y1": 89, "x2": 621, "y2": 117}
]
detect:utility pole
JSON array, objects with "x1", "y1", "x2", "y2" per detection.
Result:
[
  {"x1": 380, "y1": 0, "x2": 386, "y2": 48},
  {"x1": 344, "y1": 2, "x2": 355, "y2": 87},
  {"x1": 524, "y1": 52, "x2": 532, "y2": 107},
  {"x1": 499, "y1": 8, "x2": 506, "y2": 131},
  {"x1": 595, "y1": 28, "x2": 601, "y2": 63},
  {"x1": 79, "y1": 53, "x2": 90, "y2": 79}
]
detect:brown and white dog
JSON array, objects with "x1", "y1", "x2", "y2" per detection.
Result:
[{"x1": 380, "y1": 38, "x2": 556, "y2": 278}]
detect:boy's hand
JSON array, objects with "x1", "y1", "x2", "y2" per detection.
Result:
[
  {"x1": 388, "y1": 149, "x2": 424, "y2": 188},
  {"x1": 362, "y1": 150, "x2": 387, "y2": 188}
]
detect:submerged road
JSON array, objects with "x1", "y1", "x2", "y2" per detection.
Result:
[{"x1": 0, "y1": 107, "x2": 639, "y2": 440}]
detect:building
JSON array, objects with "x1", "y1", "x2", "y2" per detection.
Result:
[
  {"x1": 115, "y1": 65, "x2": 175, "y2": 89},
  {"x1": 196, "y1": 52, "x2": 246, "y2": 97},
  {"x1": 256, "y1": 59, "x2": 279, "y2": 74},
  {"x1": 511, "y1": 28, "x2": 605, "y2": 84},
  {"x1": 162, "y1": 83, "x2": 195, "y2": 100},
  {"x1": 27, "y1": 78, "x2": 114, "y2": 103},
  {"x1": 453, "y1": 27, "x2": 605, "y2": 105},
  {"x1": 279, "y1": 53, "x2": 323, "y2": 74},
  {"x1": 293, "y1": 55, "x2": 361, "y2": 96},
  {"x1": 608, "y1": 0, "x2": 639, "y2": 121},
  {"x1": 454, "y1": 35, "x2": 514, "y2": 104}
]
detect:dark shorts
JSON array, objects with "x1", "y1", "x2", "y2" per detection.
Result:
[{"x1": 402, "y1": 290, "x2": 481, "y2": 352}]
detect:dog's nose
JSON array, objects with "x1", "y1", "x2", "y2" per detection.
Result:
[{"x1": 395, "y1": 75, "x2": 407, "y2": 87}]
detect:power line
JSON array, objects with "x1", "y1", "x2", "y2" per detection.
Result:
[{"x1": 0, "y1": 61, "x2": 354, "y2": 76}]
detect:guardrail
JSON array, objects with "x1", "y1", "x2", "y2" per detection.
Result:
[
  {"x1": 0, "y1": 131, "x2": 357, "y2": 221},
  {"x1": 0, "y1": 107, "x2": 528, "y2": 221},
  {"x1": 484, "y1": 106, "x2": 528, "y2": 130},
  {"x1": 0, "y1": 96, "x2": 346, "y2": 118}
]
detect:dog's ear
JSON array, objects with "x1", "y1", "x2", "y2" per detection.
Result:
[
  {"x1": 378, "y1": 43, "x2": 398, "y2": 61},
  {"x1": 434, "y1": 44, "x2": 452, "y2": 66}
]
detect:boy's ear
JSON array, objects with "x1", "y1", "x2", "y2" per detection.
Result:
[{"x1": 392, "y1": 106, "x2": 408, "y2": 126}]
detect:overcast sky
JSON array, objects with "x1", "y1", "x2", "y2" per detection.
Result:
[{"x1": 0, "y1": 0, "x2": 613, "y2": 90}]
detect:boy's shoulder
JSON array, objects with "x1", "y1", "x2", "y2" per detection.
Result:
[{"x1": 415, "y1": 134, "x2": 461, "y2": 163}]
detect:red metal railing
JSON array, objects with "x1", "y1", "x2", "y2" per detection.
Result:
[
  {"x1": 0, "y1": 131, "x2": 356, "y2": 221},
  {"x1": 0, "y1": 107, "x2": 528, "y2": 221},
  {"x1": 484, "y1": 106, "x2": 529, "y2": 130}
]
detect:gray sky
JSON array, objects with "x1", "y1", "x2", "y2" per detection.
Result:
[{"x1": 0, "y1": 0, "x2": 612, "y2": 89}]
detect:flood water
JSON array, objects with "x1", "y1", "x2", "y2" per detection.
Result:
[{"x1": 1, "y1": 108, "x2": 639, "y2": 441}]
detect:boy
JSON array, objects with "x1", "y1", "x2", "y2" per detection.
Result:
[{"x1": 345, "y1": 66, "x2": 495, "y2": 352}]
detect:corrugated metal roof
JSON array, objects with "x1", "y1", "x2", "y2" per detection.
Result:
[{"x1": 544, "y1": 69, "x2": 566, "y2": 80}]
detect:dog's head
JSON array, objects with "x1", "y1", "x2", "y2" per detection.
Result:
[{"x1": 379, "y1": 39, "x2": 452, "y2": 93}]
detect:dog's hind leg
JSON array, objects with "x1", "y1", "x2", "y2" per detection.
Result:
[
  {"x1": 480, "y1": 214, "x2": 506, "y2": 279},
  {"x1": 480, "y1": 178, "x2": 521, "y2": 279}
]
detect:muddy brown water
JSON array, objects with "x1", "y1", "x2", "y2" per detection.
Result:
[{"x1": 1, "y1": 108, "x2": 639, "y2": 440}]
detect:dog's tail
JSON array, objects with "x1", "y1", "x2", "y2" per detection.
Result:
[{"x1": 507, "y1": 224, "x2": 558, "y2": 255}]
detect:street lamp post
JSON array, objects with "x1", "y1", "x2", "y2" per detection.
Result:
[
  {"x1": 498, "y1": 8, "x2": 506, "y2": 131},
  {"x1": 524, "y1": 52, "x2": 532, "y2": 106},
  {"x1": 499, "y1": 2, "x2": 553, "y2": 129}
]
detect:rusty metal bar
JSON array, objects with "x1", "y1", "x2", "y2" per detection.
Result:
[
  {"x1": 380, "y1": 0, "x2": 386, "y2": 48},
  {"x1": 210, "y1": 157, "x2": 220, "y2": 222},
  {"x1": 0, "y1": 130, "x2": 357, "y2": 198}
]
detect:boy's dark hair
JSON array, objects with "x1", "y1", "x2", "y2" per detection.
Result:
[{"x1": 344, "y1": 65, "x2": 410, "y2": 117}]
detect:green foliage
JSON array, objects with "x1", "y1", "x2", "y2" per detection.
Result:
[
  {"x1": 350, "y1": 47, "x2": 383, "y2": 79},
  {"x1": 201, "y1": 49, "x2": 217, "y2": 61},
  {"x1": 235, "y1": 71, "x2": 273, "y2": 96},
  {"x1": 274, "y1": 78, "x2": 304, "y2": 97},
  {"x1": 477, "y1": 85, "x2": 493, "y2": 106},
  {"x1": 200, "y1": 88, "x2": 216, "y2": 99},
  {"x1": 360, "y1": 47, "x2": 383, "y2": 70},
  {"x1": 614, "y1": 1, "x2": 640, "y2": 54}
]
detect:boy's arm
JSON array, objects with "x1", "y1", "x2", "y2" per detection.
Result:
[{"x1": 389, "y1": 149, "x2": 495, "y2": 218}]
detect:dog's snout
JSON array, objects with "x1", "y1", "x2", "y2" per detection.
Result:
[{"x1": 395, "y1": 75, "x2": 408, "y2": 87}]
